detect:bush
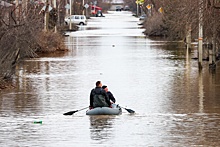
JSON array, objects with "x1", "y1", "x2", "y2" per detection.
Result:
[
  {"x1": 36, "y1": 31, "x2": 67, "y2": 53},
  {"x1": 143, "y1": 13, "x2": 167, "y2": 37}
]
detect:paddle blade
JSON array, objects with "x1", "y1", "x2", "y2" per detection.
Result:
[
  {"x1": 125, "y1": 108, "x2": 135, "y2": 114},
  {"x1": 63, "y1": 110, "x2": 78, "y2": 115}
]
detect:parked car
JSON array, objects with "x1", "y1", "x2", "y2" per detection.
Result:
[
  {"x1": 116, "y1": 6, "x2": 122, "y2": 11},
  {"x1": 139, "y1": 14, "x2": 147, "y2": 20},
  {"x1": 64, "y1": 15, "x2": 87, "y2": 25},
  {"x1": 124, "y1": 6, "x2": 130, "y2": 11}
]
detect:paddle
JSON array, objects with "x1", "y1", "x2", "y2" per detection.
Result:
[
  {"x1": 120, "y1": 106, "x2": 135, "y2": 114},
  {"x1": 63, "y1": 107, "x2": 88, "y2": 115}
]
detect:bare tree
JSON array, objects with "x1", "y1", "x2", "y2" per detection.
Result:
[
  {"x1": 143, "y1": 0, "x2": 218, "y2": 40},
  {"x1": 0, "y1": 1, "x2": 66, "y2": 88}
]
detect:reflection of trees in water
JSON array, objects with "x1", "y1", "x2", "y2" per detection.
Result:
[{"x1": 89, "y1": 115, "x2": 116, "y2": 141}]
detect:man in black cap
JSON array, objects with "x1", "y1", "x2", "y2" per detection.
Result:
[
  {"x1": 102, "y1": 85, "x2": 116, "y2": 103},
  {"x1": 89, "y1": 81, "x2": 111, "y2": 109}
]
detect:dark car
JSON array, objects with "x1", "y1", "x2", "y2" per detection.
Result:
[
  {"x1": 124, "y1": 6, "x2": 130, "y2": 11},
  {"x1": 116, "y1": 6, "x2": 121, "y2": 11}
]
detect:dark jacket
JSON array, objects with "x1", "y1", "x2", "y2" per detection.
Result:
[
  {"x1": 107, "y1": 91, "x2": 116, "y2": 103},
  {"x1": 90, "y1": 87, "x2": 111, "y2": 108}
]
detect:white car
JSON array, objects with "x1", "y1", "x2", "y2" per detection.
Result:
[{"x1": 65, "y1": 15, "x2": 87, "y2": 25}]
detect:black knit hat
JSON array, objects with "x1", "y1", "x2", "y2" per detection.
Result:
[{"x1": 102, "y1": 85, "x2": 107, "y2": 89}]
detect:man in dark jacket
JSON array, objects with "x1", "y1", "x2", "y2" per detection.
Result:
[
  {"x1": 102, "y1": 85, "x2": 116, "y2": 103},
  {"x1": 89, "y1": 81, "x2": 111, "y2": 109}
]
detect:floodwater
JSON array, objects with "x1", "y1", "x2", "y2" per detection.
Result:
[{"x1": 1, "y1": 11, "x2": 220, "y2": 146}]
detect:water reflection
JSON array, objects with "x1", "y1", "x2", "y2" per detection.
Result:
[
  {"x1": 199, "y1": 71, "x2": 204, "y2": 113},
  {"x1": 164, "y1": 113, "x2": 220, "y2": 146},
  {"x1": 89, "y1": 115, "x2": 115, "y2": 141}
]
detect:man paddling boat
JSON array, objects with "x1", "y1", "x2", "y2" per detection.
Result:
[
  {"x1": 89, "y1": 81, "x2": 111, "y2": 109},
  {"x1": 102, "y1": 85, "x2": 116, "y2": 103}
]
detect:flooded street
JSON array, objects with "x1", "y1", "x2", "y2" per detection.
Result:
[{"x1": 1, "y1": 11, "x2": 220, "y2": 146}]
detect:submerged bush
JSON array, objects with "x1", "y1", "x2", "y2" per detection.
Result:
[
  {"x1": 36, "y1": 31, "x2": 67, "y2": 53},
  {"x1": 143, "y1": 13, "x2": 167, "y2": 37}
]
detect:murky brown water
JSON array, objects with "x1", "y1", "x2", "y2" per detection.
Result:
[{"x1": 1, "y1": 11, "x2": 220, "y2": 146}]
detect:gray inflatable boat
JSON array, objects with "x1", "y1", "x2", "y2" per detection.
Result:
[{"x1": 86, "y1": 104, "x2": 122, "y2": 115}]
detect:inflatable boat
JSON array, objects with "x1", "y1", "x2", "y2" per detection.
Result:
[{"x1": 86, "y1": 104, "x2": 122, "y2": 115}]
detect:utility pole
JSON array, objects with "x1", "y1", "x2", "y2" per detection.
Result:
[
  {"x1": 209, "y1": 7, "x2": 216, "y2": 68},
  {"x1": 66, "y1": 0, "x2": 69, "y2": 16},
  {"x1": 186, "y1": 24, "x2": 192, "y2": 51},
  {"x1": 44, "y1": 0, "x2": 49, "y2": 32},
  {"x1": 82, "y1": 0, "x2": 85, "y2": 15},
  {"x1": 69, "y1": 0, "x2": 73, "y2": 30},
  {"x1": 58, "y1": 0, "x2": 60, "y2": 26},
  {"x1": 54, "y1": 0, "x2": 57, "y2": 33},
  {"x1": 198, "y1": 0, "x2": 203, "y2": 70},
  {"x1": 186, "y1": 0, "x2": 192, "y2": 52}
]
